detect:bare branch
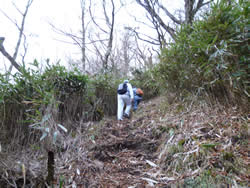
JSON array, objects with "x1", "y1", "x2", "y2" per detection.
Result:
[
  {"x1": 184, "y1": 0, "x2": 212, "y2": 24},
  {"x1": 21, "y1": 34, "x2": 28, "y2": 64},
  {"x1": 0, "y1": 0, "x2": 34, "y2": 73},
  {"x1": 193, "y1": 0, "x2": 213, "y2": 15},
  {"x1": 49, "y1": 23, "x2": 82, "y2": 47},
  {"x1": 158, "y1": 4, "x2": 183, "y2": 25},
  {"x1": 103, "y1": 0, "x2": 115, "y2": 69},
  {"x1": 146, "y1": 7, "x2": 167, "y2": 48},
  {"x1": 103, "y1": 0, "x2": 111, "y2": 26},
  {"x1": 135, "y1": 0, "x2": 213, "y2": 43},
  {"x1": 125, "y1": 27, "x2": 161, "y2": 46},
  {"x1": 80, "y1": 0, "x2": 86, "y2": 71},
  {"x1": 0, "y1": 9, "x2": 19, "y2": 29},
  {"x1": 135, "y1": 0, "x2": 176, "y2": 39},
  {"x1": 89, "y1": 1, "x2": 108, "y2": 34},
  {"x1": 12, "y1": 1, "x2": 23, "y2": 16},
  {"x1": 0, "y1": 43, "x2": 21, "y2": 72},
  {"x1": 13, "y1": 0, "x2": 34, "y2": 60}
]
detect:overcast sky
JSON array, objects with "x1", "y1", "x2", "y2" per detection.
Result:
[{"x1": 0, "y1": 0, "x2": 182, "y2": 72}]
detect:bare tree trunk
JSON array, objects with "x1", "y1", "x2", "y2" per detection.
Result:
[
  {"x1": 47, "y1": 151, "x2": 55, "y2": 186},
  {"x1": 122, "y1": 39, "x2": 129, "y2": 76},
  {"x1": 89, "y1": 0, "x2": 116, "y2": 72},
  {"x1": 81, "y1": 0, "x2": 86, "y2": 72},
  {"x1": 120, "y1": 30, "x2": 137, "y2": 76},
  {"x1": 0, "y1": 41, "x2": 21, "y2": 72},
  {"x1": 184, "y1": 0, "x2": 195, "y2": 24},
  {"x1": 103, "y1": 0, "x2": 115, "y2": 70},
  {"x1": 135, "y1": 37, "x2": 148, "y2": 70},
  {"x1": 135, "y1": 0, "x2": 212, "y2": 42},
  {"x1": 0, "y1": 0, "x2": 34, "y2": 73},
  {"x1": 49, "y1": 0, "x2": 89, "y2": 73},
  {"x1": 184, "y1": 0, "x2": 212, "y2": 24}
]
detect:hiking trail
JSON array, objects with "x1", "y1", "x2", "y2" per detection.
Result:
[{"x1": 0, "y1": 96, "x2": 249, "y2": 187}]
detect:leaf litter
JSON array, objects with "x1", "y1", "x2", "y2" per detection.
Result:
[{"x1": 0, "y1": 96, "x2": 249, "y2": 187}]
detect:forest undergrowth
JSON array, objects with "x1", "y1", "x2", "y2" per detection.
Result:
[
  {"x1": 0, "y1": 94, "x2": 249, "y2": 187},
  {"x1": 0, "y1": 0, "x2": 249, "y2": 187}
]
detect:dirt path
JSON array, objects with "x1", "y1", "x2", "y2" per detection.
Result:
[
  {"x1": 78, "y1": 95, "x2": 249, "y2": 187},
  {"x1": 0, "y1": 96, "x2": 249, "y2": 187},
  {"x1": 0, "y1": 97, "x2": 167, "y2": 188},
  {"x1": 82, "y1": 97, "x2": 166, "y2": 187}
]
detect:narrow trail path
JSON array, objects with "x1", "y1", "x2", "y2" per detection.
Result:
[
  {"x1": 77, "y1": 95, "x2": 249, "y2": 187},
  {"x1": 0, "y1": 96, "x2": 248, "y2": 187},
  {"x1": 84, "y1": 97, "x2": 166, "y2": 187}
]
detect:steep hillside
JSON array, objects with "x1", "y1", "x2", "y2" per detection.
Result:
[{"x1": 0, "y1": 95, "x2": 249, "y2": 187}]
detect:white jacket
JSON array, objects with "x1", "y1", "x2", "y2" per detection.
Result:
[{"x1": 126, "y1": 82, "x2": 134, "y2": 100}]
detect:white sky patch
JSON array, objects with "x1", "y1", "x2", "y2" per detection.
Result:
[{"x1": 0, "y1": 0, "x2": 183, "y2": 72}]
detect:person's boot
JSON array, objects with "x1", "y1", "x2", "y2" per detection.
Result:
[{"x1": 123, "y1": 113, "x2": 129, "y2": 119}]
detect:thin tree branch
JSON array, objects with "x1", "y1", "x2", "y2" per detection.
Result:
[
  {"x1": 103, "y1": 0, "x2": 111, "y2": 26},
  {"x1": 80, "y1": 0, "x2": 86, "y2": 71},
  {"x1": 158, "y1": 4, "x2": 183, "y2": 25},
  {"x1": 8, "y1": 0, "x2": 34, "y2": 73},
  {"x1": 89, "y1": 1, "x2": 108, "y2": 34},
  {"x1": 0, "y1": 43, "x2": 21, "y2": 72},
  {"x1": 12, "y1": 2, "x2": 23, "y2": 16},
  {"x1": 193, "y1": 0, "x2": 212, "y2": 15},
  {"x1": 135, "y1": 0, "x2": 176, "y2": 39},
  {"x1": 21, "y1": 34, "x2": 28, "y2": 65},
  {"x1": 103, "y1": 0, "x2": 115, "y2": 69},
  {"x1": 0, "y1": 0, "x2": 34, "y2": 73},
  {"x1": 125, "y1": 27, "x2": 161, "y2": 46},
  {"x1": 13, "y1": 0, "x2": 34, "y2": 60},
  {"x1": 0, "y1": 9, "x2": 20, "y2": 29}
]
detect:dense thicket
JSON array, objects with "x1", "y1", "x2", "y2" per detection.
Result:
[
  {"x1": 0, "y1": 62, "x2": 120, "y2": 148},
  {"x1": 0, "y1": 0, "x2": 248, "y2": 150},
  {"x1": 156, "y1": 0, "x2": 249, "y2": 106}
]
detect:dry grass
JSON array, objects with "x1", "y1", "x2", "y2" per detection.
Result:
[{"x1": 0, "y1": 94, "x2": 249, "y2": 187}]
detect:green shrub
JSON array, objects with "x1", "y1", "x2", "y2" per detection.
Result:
[
  {"x1": 131, "y1": 68, "x2": 162, "y2": 100},
  {"x1": 90, "y1": 73, "x2": 119, "y2": 118},
  {"x1": 158, "y1": 0, "x2": 249, "y2": 106},
  {"x1": 0, "y1": 61, "x2": 91, "y2": 148}
]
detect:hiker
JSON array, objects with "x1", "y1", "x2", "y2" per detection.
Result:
[
  {"x1": 132, "y1": 87, "x2": 143, "y2": 111},
  {"x1": 117, "y1": 80, "x2": 134, "y2": 121}
]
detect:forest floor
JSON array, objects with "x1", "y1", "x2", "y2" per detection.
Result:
[{"x1": 0, "y1": 95, "x2": 249, "y2": 187}]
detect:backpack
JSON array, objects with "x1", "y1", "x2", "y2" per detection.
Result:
[
  {"x1": 117, "y1": 83, "x2": 128, "y2": 94},
  {"x1": 136, "y1": 88, "x2": 144, "y2": 96}
]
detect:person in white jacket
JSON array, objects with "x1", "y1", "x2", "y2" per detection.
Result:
[{"x1": 117, "y1": 80, "x2": 134, "y2": 121}]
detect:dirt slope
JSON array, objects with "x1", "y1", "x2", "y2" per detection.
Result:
[
  {"x1": 56, "y1": 96, "x2": 167, "y2": 187},
  {"x1": 0, "y1": 96, "x2": 249, "y2": 187},
  {"x1": 67, "y1": 96, "x2": 249, "y2": 187}
]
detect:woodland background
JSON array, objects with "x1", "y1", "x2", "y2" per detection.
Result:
[{"x1": 0, "y1": 0, "x2": 249, "y2": 187}]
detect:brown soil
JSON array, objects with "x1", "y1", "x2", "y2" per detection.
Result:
[{"x1": 0, "y1": 96, "x2": 249, "y2": 187}]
